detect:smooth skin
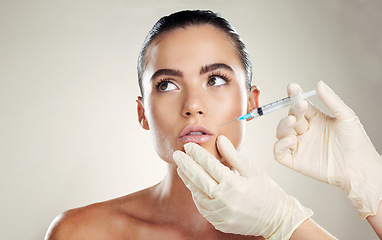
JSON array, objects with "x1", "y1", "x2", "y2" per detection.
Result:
[
  {"x1": 367, "y1": 201, "x2": 382, "y2": 239},
  {"x1": 46, "y1": 25, "x2": 335, "y2": 239}
]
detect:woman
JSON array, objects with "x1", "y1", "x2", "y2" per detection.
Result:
[{"x1": 45, "y1": 10, "x2": 335, "y2": 239}]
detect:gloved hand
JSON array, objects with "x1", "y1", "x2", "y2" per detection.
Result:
[
  {"x1": 274, "y1": 81, "x2": 382, "y2": 219},
  {"x1": 173, "y1": 135, "x2": 313, "y2": 239}
]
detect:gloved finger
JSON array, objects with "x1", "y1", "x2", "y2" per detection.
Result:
[
  {"x1": 276, "y1": 115, "x2": 296, "y2": 140},
  {"x1": 196, "y1": 181, "x2": 238, "y2": 224},
  {"x1": 287, "y1": 82, "x2": 318, "y2": 123},
  {"x1": 216, "y1": 135, "x2": 252, "y2": 177},
  {"x1": 200, "y1": 207, "x2": 227, "y2": 225},
  {"x1": 184, "y1": 142, "x2": 233, "y2": 184},
  {"x1": 287, "y1": 83, "x2": 310, "y2": 134},
  {"x1": 178, "y1": 168, "x2": 227, "y2": 213},
  {"x1": 177, "y1": 167, "x2": 201, "y2": 196},
  {"x1": 173, "y1": 150, "x2": 218, "y2": 198},
  {"x1": 316, "y1": 81, "x2": 356, "y2": 121},
  {"x1": 287, "y1": 82, "x2": 302, "y2": 97},
  {"x1": 177, "y1": 168, "x2": 222, "y2": 209},
  {"x1": 288, "y1": 99, "x2": 309, "y2": 135},
  {"x1": 274, "y1": 136, "x2": 296, "y2": 169}
]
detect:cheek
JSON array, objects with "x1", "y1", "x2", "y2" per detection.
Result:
[
  {"x1": 220, "y1": 121, "x2": 246, "y2": 151},
  {"x1": 145, "y1": 95, "x2": 181, "y2": 162},
  {"x1": 210, "y1": 85, "x2": 247, "y2": 124},
  {"x1": 210, "y1": 87, "x2": 247, "y2": 150}
]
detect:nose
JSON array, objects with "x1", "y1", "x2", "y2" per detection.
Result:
[{"x1": 182, "y1": 89, "x2": 208, "y2": 118}]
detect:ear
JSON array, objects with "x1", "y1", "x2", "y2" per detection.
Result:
[
  {"x1": 246, "y1": 86, "x2": 260, "y2": 121},
  {"x1": 136, "y1": 97, "x2": 150, "y2": 130}
]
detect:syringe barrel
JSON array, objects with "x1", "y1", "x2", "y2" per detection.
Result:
[
  {"x1": 260, "y1": 97, "x2": 293, "y2": 115},
  {"x1": 238, "y1": 89, "x2": 317, "y2": 121},
  {"x1": 252, "y1": 96, "x2": 292, "y2": 117}
]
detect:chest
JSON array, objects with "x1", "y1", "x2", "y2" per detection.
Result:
[{"x1": 125, "y1": 222, "x2": 264, "y2": 240}]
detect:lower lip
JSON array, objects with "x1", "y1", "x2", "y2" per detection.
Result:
[{"x1": 178, "y1": 134, "x2": 213, "y2": 144}]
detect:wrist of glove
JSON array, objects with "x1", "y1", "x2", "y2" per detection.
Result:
[
  {"x1": 173, "y1": 135, "x2": 313, "y2": 239},
  {"x1": 344, "y1": 132, "x2": 382, "y2": 218},
  {"x1": 274, "y1": 81, "x2": 382, "y2": 219}
]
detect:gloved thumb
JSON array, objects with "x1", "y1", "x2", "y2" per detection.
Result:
[
  {"x1": 316, "y1": 81, "x2": 356, "y2": 121},
  {"x1": 217, "y1": 135, "x2": 252, "y2": 177}
]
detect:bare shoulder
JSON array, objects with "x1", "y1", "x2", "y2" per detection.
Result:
[
  {"x1": 45, "y1": 202, "x2": 131, "y2": 240},
  {"x1": 45, "y1": 187, "x2": 158, "y2": 240}
]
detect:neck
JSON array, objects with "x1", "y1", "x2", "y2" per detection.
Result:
[
  {"x1": 152, "y1": 163, "x2": 211, "y2": 228},
  {"x1": 155, "y1": 163, "x2": 198, "y2": 210}
]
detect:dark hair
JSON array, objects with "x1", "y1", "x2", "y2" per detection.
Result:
[{"x1": 137, "y1": 10, "x2": 252, "y2": 96}]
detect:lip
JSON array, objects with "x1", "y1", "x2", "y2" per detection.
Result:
[{"x1": 178, "y1": 124, "x2": 214, "y2": 144}]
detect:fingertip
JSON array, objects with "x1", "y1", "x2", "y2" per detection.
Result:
[
  {"x1": 173, "y1": 150, "x2": 183, "y2": 156},
  {"x1": 216, "y1": 135, "x2": 236, "y2": 159},
  {"x1": 316, "y1": 80, "x2": 338, "y2": 102},
  {"x1": 280, "y1": 115, "x2": 296, "y2": 127},
  {"x1": 172, "y1": 150, "x2": 183, "y2": 162},
  {"x1": 276, "y1": 115, "x2": 297, "y2": 140},
  {"x1": 315, "y1": 81, "x2": 355, "y2": 120},
  {"x1": 274, "y1": 139, "x2": 288, "y2": 161},
  {"x1": 291, "y1": 99, "x2": 308, "y2": 112},
  {"x1": 217, "y1": 135, "x2": 231, "y2": 148},
  {"x1": 316, "y1": 80, "x2": 327, "y2": 90},
  {"x1": 287, "y1": 82, "x2": 303, "y2": 97},
  {"x1": 286, "y1": 115, "x2": 297, "y2": 125},
  {"x1": 300, "y1": 99, "x2": 308, "y2": 109},
  {"x1": 274, "y1": 138, "x2": 295, "y2": 169},
  {"x1": 217, "y1": 135, "x2": 228, "y2": 143},
  {"x1": 217, "y1": 135, "x2": 248, "y2": 176},
  {"x1": 173, "y1": 150, "x2": 190, "y2": 168},
  {"x1": 316, "y1": 80, "x2": 329, "y2": 95},
  {"x1": 184, "y1": 142, "x2": 197, "y2": 154},
  {"x1": 287, "y1": 82, "x2": 299, "y2": 90},
  {"x1": 284, "y1": 136, "x2": 293, "y2": 146}
]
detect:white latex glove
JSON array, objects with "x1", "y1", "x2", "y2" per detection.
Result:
[
  {"x1": 274, "y1": 81, "x2": 382, "y2": 219},
  {"x1": 173, "y1": 135, "x2": 313, "y2": 239}
]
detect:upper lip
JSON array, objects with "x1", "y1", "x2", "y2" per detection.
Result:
[{"x1": 178, "y1": 124, "x2": 214, "y2": 138}]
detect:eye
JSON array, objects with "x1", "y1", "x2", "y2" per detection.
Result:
[
  {"x1": 156, "y1": 80, "x2": 177, "y2": 92},
  {"x1": 207, "y1": 75, "x2": 228, "y2": 87}
]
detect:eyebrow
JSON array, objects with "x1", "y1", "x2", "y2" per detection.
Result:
[
  {"x1": 200, "y1": 63, "x2": 234, "y2": 75},
  {"x1": 150, "y1": 63, "x2": 234, "y2": 81},
  {"x1": 151, "y1": 69, "x2": 183, "y2": 81}
]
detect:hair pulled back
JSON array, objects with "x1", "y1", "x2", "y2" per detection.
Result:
[{"x1": 137, "y1": 10, "x2": 252, "y2": 96}]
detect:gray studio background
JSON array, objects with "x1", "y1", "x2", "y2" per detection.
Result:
[{"x1": 1, "y1": 0, "x2": 381, "y2": 239}]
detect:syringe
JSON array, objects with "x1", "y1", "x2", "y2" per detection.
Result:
[{"x1": 221, "y1": 89, "x2": 317, "y2": 126}]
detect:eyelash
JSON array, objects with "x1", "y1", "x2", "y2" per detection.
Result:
[
  {"x1": 207, "y1": 71, "x2": 232, "y2": 85},
  {"x1": 155, "y1": 78, "x2": 174, "y2": 91},
  {"x1": 155, "y1": 71, "x2": 232, "y2": 92}
]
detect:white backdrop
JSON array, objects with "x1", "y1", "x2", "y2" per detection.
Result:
[{"x1": 1, "y1": 0, "x2": 381, "y2": 239}]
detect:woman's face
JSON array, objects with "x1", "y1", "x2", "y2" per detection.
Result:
[{"x1": 138, "y1": 25, "x2": 258, "y2": 163}]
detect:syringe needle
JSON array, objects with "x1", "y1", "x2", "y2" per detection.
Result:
[{"x1": 219, "y1": 119, "x2": 239, "y2": 127}]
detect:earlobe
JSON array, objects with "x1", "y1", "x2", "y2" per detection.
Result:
[
  {"x1": 136, "y1": 97, "x2": 150, "y2": 130},
  {"x1": 247, "y1": 86, "x2": 260, "y2": 121}
]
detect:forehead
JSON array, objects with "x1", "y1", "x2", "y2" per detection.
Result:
[{"x1": 144, "y1": 25, "x2": 244, "y2": 76}]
